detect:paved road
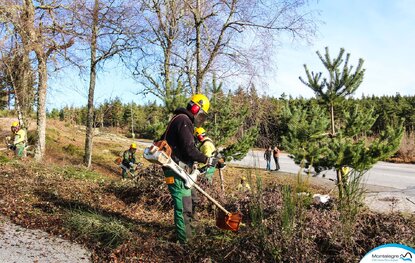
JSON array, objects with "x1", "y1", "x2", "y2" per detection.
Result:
[
  {"x1": 231, "y1": 150, "x2": 415, "y2": 192},
  {"x1": 231, "y1": 150, "x2": 415, "y2": 213},
  {"x1": 136, "y1": 141, "x2": 415, "y2": 192},
  {"x1": 137, "y1": 141, "x2": 415, "y2": 212}
]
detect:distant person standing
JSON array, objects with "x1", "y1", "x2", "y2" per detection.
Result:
[
  {"x1": 264, "y1": 146, "x2": 272, "y2": 171},
  {"x1": 273, "y1": 146, "x2": 280, "y2": 171}
]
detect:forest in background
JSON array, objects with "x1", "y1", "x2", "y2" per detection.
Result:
[{"x1": 3, "y1": 89, "x2": 411, "y2": 162}]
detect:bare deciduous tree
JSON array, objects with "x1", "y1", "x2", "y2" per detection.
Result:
[
  {"x1": 0, "y1": 0, "x2": 75, "y2": 161},
  {"x1": 132, "y1": 0, "x2": 318, "y2": 105},
  {"x1": 72, "y1": 0, "x2": 139, "y2": 168}
]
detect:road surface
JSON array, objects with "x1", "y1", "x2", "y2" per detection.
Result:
[
  {"x1": 137, "y1": 141, "x2": 415, "y2": 213},
  {"x1": 230, "y1": 150, "x2": 415, "y2": 213}
]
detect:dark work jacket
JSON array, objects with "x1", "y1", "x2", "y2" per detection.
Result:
[
  {"x1": 122, "y1": 150, "x2": 136, "y2": 168},
  {"x1": 160, "y1": 108, "x2": 207, "y2": 165}
]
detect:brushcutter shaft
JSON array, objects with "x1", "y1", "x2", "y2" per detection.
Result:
[{"x1": 192, "y1": 183, "x2": 230, "y2": 215}]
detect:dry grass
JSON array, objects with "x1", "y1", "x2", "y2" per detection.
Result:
[{"x1": 395, "y1": 132, "x2": 415, "y2": 163}]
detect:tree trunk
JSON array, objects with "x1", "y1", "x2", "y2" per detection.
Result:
[
  {"x1": 195, "y1": 0, "x2": 202, "y2": 93},
  {"x1": 84, "y1": 0, "x2": 99, "y2": 168},
  {"x1": 330, "y1": 103, "x2": 335, "y2": 135},
  {"x1": 331, "y1": 102, "x2": 344, "y2": 201},
  {"x1": 34, "y1": 55, "x2": 48, "y2": 161},
  {"x1": 7, "y1": 88, "x2": 12, "y2": 110}
]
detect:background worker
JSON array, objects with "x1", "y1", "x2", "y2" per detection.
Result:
[
  {"x1": 121, "y1": 143, "x2": 138, "y2": 178},
  {"x1": 237, "y1": 176, "x2": 251, "y2": 192},
  {"x1": 273, "y1": 145, "x2": 281, "y2": 171},
  {"x1": 194, "y1": 127, "x2": 217, "y2": 183},
  {"x1": 264, "y1": 146, "x2": 272, "y2": 171},
  {"x1": 160, "y1": 94, "x2": 224, "y2": 244},
  {"x1": 9, "y1": 121, "x2": 27, "y2": 158}
]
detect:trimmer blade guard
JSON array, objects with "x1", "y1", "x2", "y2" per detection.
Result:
[{"x1": 216, "y1": 210, "x2": 242, "y2": 232}]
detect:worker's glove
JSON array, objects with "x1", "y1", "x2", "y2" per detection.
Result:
[
  {"x1": 217, "y1": 159, "x2": 226, "y2": 169},
  {"x1": 206, "y1": 157, "x2": 218, "y2": 167},
  {"x1": 8, "y1": 144, "x2": 16, "y2": 150},
  {"x1": 5, "y1": 136, "x2": 11, "y2": 141},
  {"x1": 206, "y1": 157, "x2": 225, "y2": 168},
  {"x1": 129, "y1": 162, "x2": 134, "y2": 167}
]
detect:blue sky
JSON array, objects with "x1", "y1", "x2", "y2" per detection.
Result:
[
  {"x1": 47, "y1": 0, "x2": 415, "y2": 109},
  {"x1": 268, "y1": 0, "x2": 415, "y2": 98}
]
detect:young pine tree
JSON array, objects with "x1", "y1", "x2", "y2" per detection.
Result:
[
  {"x1": 284, "y1": 47, "x2": 403, "y2": 203},
  {"x1": 205, "y1": 77, "x2": 258, "y2": 161}
]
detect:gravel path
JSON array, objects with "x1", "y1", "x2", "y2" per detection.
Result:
[{"x1": 0, "y1": 216, "x2": 91, "y2": 263}]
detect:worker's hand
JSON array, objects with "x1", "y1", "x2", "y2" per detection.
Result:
[
  {"x1": 217, "y1": 158, "x2": 226, "y2": 169},
  {"x1": 206, "y1": 156, "x2": 219, "y2": 167},
  {"x1": 5, "y1": 136, "x2": 11, "y2": 141},
  {"x1": 8, "y1": 144, "x2": 16, "y2": 150},
  {"x1": 206, "y1": 157, "x2": 225, "y2": 168}
]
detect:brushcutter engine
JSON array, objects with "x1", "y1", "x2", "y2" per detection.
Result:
[{"x1": 144, "y1": 144, "x2": 200, "y2": 188}]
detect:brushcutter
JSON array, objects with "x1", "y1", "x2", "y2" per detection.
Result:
[
  {"x1": 144, "y1": 143, "x2": 242, "y2": 232},
  {"x1": 114, "y1": 157, "x2": 143, "y2": 178}
]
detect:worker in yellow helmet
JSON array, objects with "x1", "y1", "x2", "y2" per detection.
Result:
[
  {"x1": 121, "y1": 143, "x2": 138, "y2": 178},
  {"x1": 9, "y1": 121, "x2": 27, "y2": 158},
  {"x1": 159, "y1": 93, "x2": 224, "y2": 244},
  {"x1": 194, "y1": 127, "x2": 218, "y2": 183},
  {"x1": 237, "y1": 176, "x2": 251, "y2": 192}
]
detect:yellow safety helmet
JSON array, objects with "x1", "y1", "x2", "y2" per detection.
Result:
[
  {"x1": 241, "y1": 176, "x2": 247, "y2": 181},
  {"x1": 194, "y1": 127, "x2": 206, "y2": 141},
  {"x1": 194, "y1": 127, "x2": 206, "y2": 136},
  {"x1": 189, "y1": 94, "x2": 210, "y2": 114},
  {"x1": 11, "y1": 121, "x2": 19, "y2": 127},
  {"x1": 130, "y1": 143, "x2": 137, "y2": 149}
]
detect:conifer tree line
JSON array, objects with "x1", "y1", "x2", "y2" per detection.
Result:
[{"x1": 45, "y1": 92, "x2": 415, "y2": 145}]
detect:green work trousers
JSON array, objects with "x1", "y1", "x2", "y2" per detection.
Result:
[
  {"x1": 164, "y1": 169, "x2": 193, "y2": 244},
  {"x1": 204, "y1": 167, "x2": 215, "y2": 183},
  {"x1": 15, "y1": 143, "x2": 25, "y2": 158}
]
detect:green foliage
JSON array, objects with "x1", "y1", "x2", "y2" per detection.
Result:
[
  {"x1": 62, "y1": 144, "x2": 81, "y2": 156},
  {"x1": 221, "y1": 127, "x2": 258, "y2": 161},
  {"x1": 290, "y1": 47, "x2": 403, "y2": 172},
  {"x1": 289, "y1": 46, "x2": 404, "y2": 213},
  {"x1": 299, "y1": 47, "x2": 365, "y2": 106},
  {"x1": 248, "y1": 173, "x2": 264, "y2": 229},
  {"x1": 164, "y1": 80, "x2": 187, "y2": 113},
  {"x1": 206, "y1": 78, "x2": 259, "y2": 161},
  {"x1": 281, "y1": 185, "x2": 295, "y2": 234},
  {"x1": 0, "y1": 155, "x2": 10, "y2": 163},
  {"x1": 281, "y1": 102, "x2": 331, "y2": 169}
]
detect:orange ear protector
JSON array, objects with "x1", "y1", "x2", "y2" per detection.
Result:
[{"x1": 197, "y1": 134, "x2": 204, "y2": 141}]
